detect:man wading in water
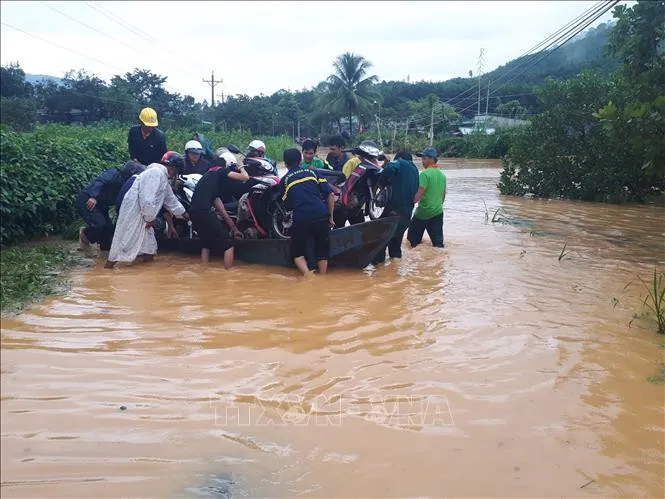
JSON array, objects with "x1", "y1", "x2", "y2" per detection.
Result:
[
  {"x1": 281, "y1": 148, "x2": 335, "y2": 276},
  {"x1": 189, "y1": 154, "x2": 249, "y2": 268},
  {"x1": 407, "y1": 147, "x2": 446, "y2": 248}
]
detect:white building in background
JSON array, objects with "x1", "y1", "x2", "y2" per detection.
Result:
[{"x1": 454, "y1": 114, "x2": 530, "y2": 135}]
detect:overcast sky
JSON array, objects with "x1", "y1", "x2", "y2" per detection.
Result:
[{"x1": 1, "y1": 1, "x2": 622, "y2": 102}]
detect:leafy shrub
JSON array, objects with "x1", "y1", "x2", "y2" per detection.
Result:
[
  {"x1": 437, "y1": 128, "x2": 524, "y2": 159},
  {"x1": 0, "y1": 96, "x2": 37, "y2": 131}
]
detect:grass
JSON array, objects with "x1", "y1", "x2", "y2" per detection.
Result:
[
  {"x1": 647, "y1": 365, "x2": 665, "y2": 384},
  {"x1": 558, "y1": 241, "x2": 568, "y2": 261},
  {"x1": 638, "y1": 267, "x2": 665, "y2": 335},
  {"x1": 0, "y1": 240, "x2": 85, "y2": 314}
]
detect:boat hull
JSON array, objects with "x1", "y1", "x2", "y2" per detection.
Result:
[{"x1": 158, "y1": 216, "x2": 400, "y2": 269}]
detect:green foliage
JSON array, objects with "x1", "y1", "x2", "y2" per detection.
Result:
[
  {"x1": 647, "y1": 365, "x2": 665, "y2": 384},
  {"x1": 0, "y1": 96, "x2": 37, "y2": 131},
  {"x1": 638, "y1": 268, "x2": 665, "y2": 335},
  {"x1": 1, "y1": 62, "x2": 33, "y2": 98},
  {"x1": 0, "y1": 126, "x2": 124, "y2": 245},
  {"x1": 438, "y1": 128, "x2": 523, "y2": 159},
  {"x1": 0, "y1": 242, "x2": 81, "y2": 314},
  {"x1": 319, "y1": 52, "x2": 379, "y2": 137},
  {"x1": 0, "y1": 124, "x2": 296, "y2": 246},
  {"x1": 500, "y1": 2, "x2": 665, "y2": 203}
]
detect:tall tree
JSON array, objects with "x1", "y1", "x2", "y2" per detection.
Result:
[
  {"x1": 0, "y1": 62, "x2": 32, "y2": 98},
  {"x1": 321, "y1": 52, "x2": 378, "y2": 138}
]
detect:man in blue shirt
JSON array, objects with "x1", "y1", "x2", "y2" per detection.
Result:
[
  {"x1": 371, "y1": 151, "x2": 420, "y2": 264},
  {"x1": 325, "y1": 135, "x2": 351, "y2": 172},
  {"x1": 76, "y1": 160, "x2": 145, "y2": 251},
  {"x1": 281, "y1": 148, "x2": 335, "y2": 275}
]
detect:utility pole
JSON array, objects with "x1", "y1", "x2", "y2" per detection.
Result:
[
  {"x1": 375, "y1": 115, "x2": 382, "y2": 145},
  {"x1": 404, "y1": 117, "x2": 410, "y2": 148},
  {"x1": 477, "y1": 48, "x2": 485, "y2": 125},
  {"x1": 429, "y1": 102, "x2": 435, "y2": 147},
  {"x1": 392, "y1": 122, "x2": 397, "y2": 153},
  {"x1": 485, "y1": 81, "x2": 490, "y2": 115},
  {"x1": 203, "y1": 71, "x2": 221, "y2": 132}
]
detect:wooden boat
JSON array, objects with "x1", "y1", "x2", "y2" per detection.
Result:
[{"x1": 158, "y1": 216, "x2": 400, "y2": 269}]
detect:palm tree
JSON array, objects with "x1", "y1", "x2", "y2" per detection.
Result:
[{"x1": 321, "y1": 52, "x2": 379, "y2": 138}]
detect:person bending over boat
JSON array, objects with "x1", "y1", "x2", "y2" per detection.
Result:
[
  {"x1": 281, "y1": 148, "x2": 335, "y2": 276},
  {"x1": 189, "y1": 157, "x2": 249, "y2": 268},
  {"x1": 105, "y1": 152, "x2": 189, "y2": 268},
  {"x1": 183, "y1": 140, "x2": 211, "y2": 175},
  {"x1": 246, "y1": 139, "x2": 278, "y2": 175},
  {"x1": 76, "y1": 159, "x2": 145, "y2": 252}
]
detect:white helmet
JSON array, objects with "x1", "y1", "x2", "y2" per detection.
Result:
[
  {"x1": 219, "y1": 151, "x2": 237, "y2": 168},
  {"x1": 185, "y1": 140, "x2": 203, "y2": 153},
  {"x1": 356, "y1": 140, "x2": 381, "y2": 158},
  {"x1": 247, "y1": 139, "x2": 266, "y2": 156}
]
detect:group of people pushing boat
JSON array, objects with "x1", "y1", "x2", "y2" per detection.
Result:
[{"x1": 77, "y1": 108, "x2": 447, "y2": 275}]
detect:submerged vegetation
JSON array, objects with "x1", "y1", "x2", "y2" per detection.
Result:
[
  {"x1": 639, "y1": 268, "x2": 665, "y2": 335},
  {"x1": 0, "y1": 241, "x2": 85, "y2": 314}
]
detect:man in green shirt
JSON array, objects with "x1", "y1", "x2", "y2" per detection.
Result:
[
  {"x1": 407, "y1": 147, "x2": 446, "y2": 248},
  {"x1": 301, "y1": 139, "x2": 333, "y2": 170}
]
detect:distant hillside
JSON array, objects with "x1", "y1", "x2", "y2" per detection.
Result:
[
  {"x1": 486, "y1": 22, "x2": 618, "y2": 85},
  {"x1": 376, "y1": 21, "x2": 618, "y2": 117},
  {"x1": 25, "y1": 74, "x2": 63, "y2": 86}
]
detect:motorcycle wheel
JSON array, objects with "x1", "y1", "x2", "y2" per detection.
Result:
[
  {"x1": 270, "y1": 202, "x2": 293, "y2": 239},
  {"x1": 367, "y1": 182, "x2": 391, "y2": 220}
]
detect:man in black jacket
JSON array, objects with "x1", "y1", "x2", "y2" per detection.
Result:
[
  {"x1": 127, "y1": 107, "x2": 167, "y2": 166},
  {"x1": 76, "y1": 160, "x2": 145, "y2": 251}
]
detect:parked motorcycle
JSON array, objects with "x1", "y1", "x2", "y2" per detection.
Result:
[
  {"x1": 320, "y1": 159, "x2": 391, "y2": 227},
  {"x1": 157, "y1": 146, "x2": 292, "y2": 242}
]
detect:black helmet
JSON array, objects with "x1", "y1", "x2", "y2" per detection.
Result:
[
  {"x1": 120, "y1": 159, "x2": 146, "y2": 179},
  {"x1": 160, "y1": 151, "x2": 185, "y2": 173}
]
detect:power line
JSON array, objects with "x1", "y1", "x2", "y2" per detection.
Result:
[
  {"x1": 454, "y1": 0, "x2": 619, "y2": 117},
  {"x1": 83, "y1": 1, "x2": 209, "y2": 75},
  {"x1": 403, "y1": 0, "x2": 612, "y2": 124},
  {"x1": 410, "y1": 1, "x2": 618, "y2": 130},
  {"x1": 1, "y1": 21, "x2": 125, "y2": 71},
  {"x1": 2, "y1": 18, "x2": 194, "y2": 100},
  {"x1": 39, "y1": 1, "x2": 190, "y2": 78}
]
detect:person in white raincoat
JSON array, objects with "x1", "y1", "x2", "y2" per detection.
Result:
[{"x1": 105, "y1": 152, "x2": 188, "y2": 268}]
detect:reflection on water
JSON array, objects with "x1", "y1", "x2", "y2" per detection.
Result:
[{"x1": 2, "y1": 164, "x2": 664, "y2": 498}]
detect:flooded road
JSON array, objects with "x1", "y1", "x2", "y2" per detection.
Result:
[{"x1": 2, "y1": 163, "x2": 664, "y2": 498}]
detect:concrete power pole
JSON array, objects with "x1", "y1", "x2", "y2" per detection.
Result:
[
  {"x1": 404, "y1": 117, "x2": 410, "y2": 148},
  {"x1": 429, "y1": 102, "x2": 435, "y2": 146},
  {"x1": 477, "y1": 48, "x2": 485, "y2": 124},
  {"x1": 203, "y1": 71, "x2": 222, "y2": 132}
]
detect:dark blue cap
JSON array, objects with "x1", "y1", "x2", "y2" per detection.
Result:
[{"x1": 416, "y1": 147, "x2": 439, "y2": 159}]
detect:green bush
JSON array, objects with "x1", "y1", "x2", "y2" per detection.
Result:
[
  {"x1": 0, "y1": 96, "x2": 37, "y2": 131},
  {"x1": 437, "y1": 128, "x2": 524, "y2": 159}
]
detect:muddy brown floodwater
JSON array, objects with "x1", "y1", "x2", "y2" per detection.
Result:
[{"x1": 2, "y1": 162, "x2": 664, "y2": 498}]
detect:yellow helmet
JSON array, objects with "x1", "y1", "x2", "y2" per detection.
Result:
[{"x1": 138, "y1": 107, "x2": 158, "y2": 127}]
